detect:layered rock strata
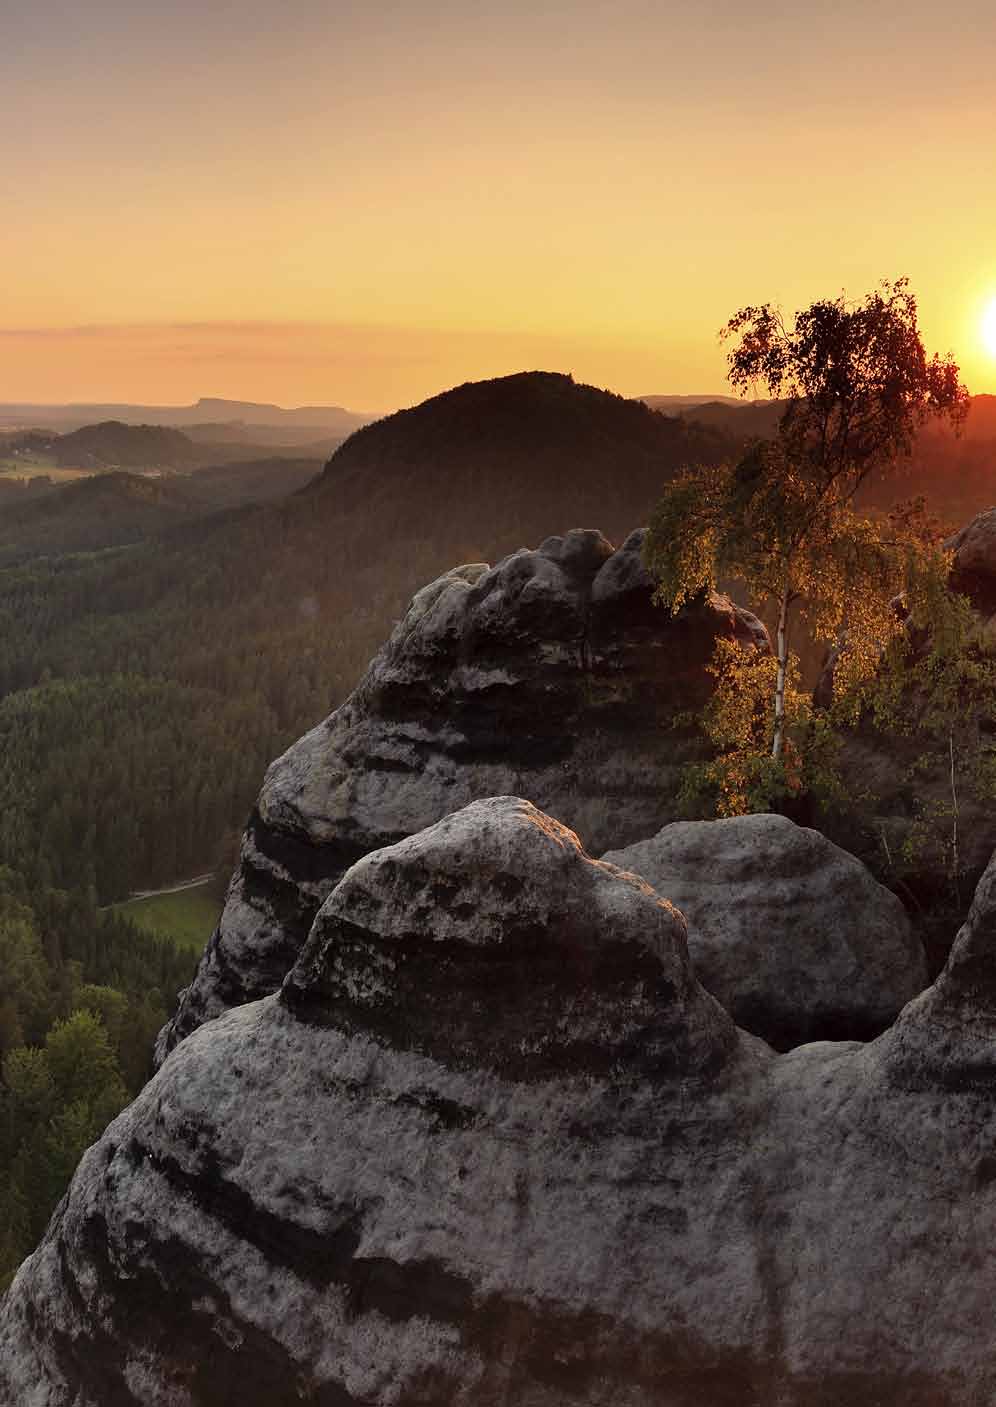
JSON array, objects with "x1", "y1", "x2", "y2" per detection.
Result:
[
  {"x1": 156, "y1": 527, "x2": 769, "y2": 1062},
  {"x1": 604, "y1": 813, "x2": 927, "y2": 1048},
  {"x1": 6, "y1": 799, "x2": 996, "y2": 1404}
]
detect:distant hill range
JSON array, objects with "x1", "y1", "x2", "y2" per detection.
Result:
[
  {"x1": 639, "y1": 393, "x2": 758, "y2": 409},
  {"x1": 5, "y1": 372, "x2": 994, "y2": 567},
  {"x1": 0, "y1": 471, "x2": 206, "y2": 564},
  {"x1": 0, "y1": 367, "x2": 736, "y2": 683},
  {"x1": 651, "y1": 398, "x2": 784, "y2": 443},
  {"x1": 641, "y1": 391, "x2": 996, "y2": 526},
  {"x1": 644, "y1": 391, "x2": 996, "y2": 440},
  {"x1": 2, "y1": 368, "x2": 996, "y2": 906},
  {"x1": 0, "y1": 396, "x2": 372, "y2": 445},
  {"x1": 0, "y1": 455, "x2": 324, "y2": 566},
  {"x1": 0, "y1": 418, "x2": 332, "y2": 474},
  {"x1": 50, "y1": 421, "x2": 201, "y2": 469}
]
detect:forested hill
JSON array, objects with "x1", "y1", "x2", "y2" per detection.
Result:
[
  {"x1": 314, "y1": 370, "x2": 725, "y2": 537},
  {"x1": 2, "y1": 370, "x2": 995, "y2": 1289},
  {"x1": 5, "y1": 372, "x2": 996, "y2": 911},
  {"x1": 0, "y1": 460, "x2": 323, "y2": 566},
  {"x1": 48, "y1": 421, "x2": 201, "y2": 468},
  {"x1": 0, "y1": 473, "x2": 203, "y2": 566},
  {"x1": 0, "y1": 372, "x2": 728, "y2": 907}
]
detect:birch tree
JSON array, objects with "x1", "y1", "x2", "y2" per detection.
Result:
[{"x1": 645, "y1": 280, "x2": 967, "y2": 773}]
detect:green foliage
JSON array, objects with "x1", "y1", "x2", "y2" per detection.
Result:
[
  {"x1": 49, "y1": 421, "x2": 201, "y2": 470},
  {"x1": 0, "y1": 869, "x2": 195, "y2": 1288},
  {"x1": 848, "y1": 572, "x2": 996, "y2": 897},
  {"x1": 0, "y1": 374, "x2": 743, "y2": 1291},
  {"x1": 646, "y1": 279, "x2": 967, "y2": 795},
  {"x1": 44, "y1": 1011, "x2": 126, "y2": 1109},
  {"x1": 646, "y1": 449, "x2": 932, "y2": 640},
  {"x1": 3, "y1": 1046, "x2": 53, "y2": 1127},
  {"x1": 645, "y1": 452, "x2": 946, "y2": 760},
  {"x1": 115, "y1": 883, "x2": 222, "y2": 952},
  {"x1": 676, "y1": 637, "x2": 843, "y2": 818},
  {"x1": 0, "y1": 674, "x2": 279, "y2": 902},
  {"x1": 76, "y1": 984, "x2": 129, "y2": 1049},
  {"x1": 0, "y1": 900, "x2": 51, "y2": 1054},
  {"x1": 0, "y1": 373, "x2": 740, "y2": 909},
  {"x1": 1, "y1": 1018, "x2": 129, "y2": 1286}
]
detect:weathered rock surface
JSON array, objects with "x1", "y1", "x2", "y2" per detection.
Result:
[
  {"x1": 604, "y1": 813, "x2": 927, "y2": 1048},
  {"x1": 947, "y1": 506, "x2": 996, "y2": 619},
  {"x1": 8, "y1": 798, "x2": 996, "y2": 1405},
  {"x1": 882, "y1": 844, "x2": 996, "y2": 1091},
  {"x1": 156, "y1": 527, "x2": 769, "y2": 1062}
]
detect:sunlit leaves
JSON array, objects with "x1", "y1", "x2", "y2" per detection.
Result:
[
  {"x1": 647, "y1": 279, "x2": 968, "y2": 810},
  {"x1": 645, "y1": 464, "x2": 726, "y2": 613}
]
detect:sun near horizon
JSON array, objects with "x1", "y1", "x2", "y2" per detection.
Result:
[{"x1": 3, "y1": 0, "x2": 996, "y2": 409}]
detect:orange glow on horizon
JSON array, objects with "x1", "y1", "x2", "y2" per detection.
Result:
[
  {"x1": 3, "y1": 2, "x2": 996, "y2": 407},
  {"x1": 1, "y1": 302, "x2": 993, "y2": 416}
]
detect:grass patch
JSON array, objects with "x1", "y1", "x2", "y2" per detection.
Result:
[
  {"x1": 116, "y1": 882, "x2": 222, "y2": 952},
  {"x1": 0, "y1": 459, "x2": 93, "y2": 481}
]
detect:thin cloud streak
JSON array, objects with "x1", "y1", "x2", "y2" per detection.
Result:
[{"x1": 0, "y1": 319, "x2": 713, "y2": 409}]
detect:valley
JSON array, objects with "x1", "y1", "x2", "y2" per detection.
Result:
[
  {"x1": 112, "y1": 879, "x2": 222, "y2": 954},
  {"x1": 10, "y1": 2, "x2": 996, "y2": 1395}
]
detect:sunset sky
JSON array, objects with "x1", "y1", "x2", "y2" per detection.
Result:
[{"x1": 5, "y1": 0, "x2": 996, "y2": 410}]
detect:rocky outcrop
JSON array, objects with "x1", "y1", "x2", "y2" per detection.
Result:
[
  {"x1": 882, "y1": 845, "x2": 996, "y2": 1091},
  {"x1": 8, "y1": 797, "x2": 996, "y2": 1405},
  {"x1": 946, "y1": 506, "x2": 996, "y2": 622},
  {"x1": 156, "y1": 528, "x2": 769, "y2": 1062},
  {"x1": 604, "y1": 813, "x2": 927, "y2": 1049},
  {"x1": 282, "y1": 797, "x2": 737, "y2": 1081}
]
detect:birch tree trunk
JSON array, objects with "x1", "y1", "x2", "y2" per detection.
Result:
[{"x1": 771, "y1": 584, "x2": 790, "y2": 760}]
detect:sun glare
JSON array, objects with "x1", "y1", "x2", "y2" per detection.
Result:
[{"x1": 984, "y1": 297, "x2": 996, "y2": 358}]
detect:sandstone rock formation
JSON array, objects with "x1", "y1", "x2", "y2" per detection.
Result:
[
  {"x1": 7, "y1": 798, "x2": 996, "y2": 1405},
  {"x1": 604, "y1": 813, "x2": 927, "y2": 1048},
  {"x1": 882, "y1": 842, "x2": 996, "y2": 1090},
  {"x1": 156, "y1": 527, "x2": 768, "y2": 1062},
  {"x1": 946, "y1": 505, "x2": 996, "y2": 621}
]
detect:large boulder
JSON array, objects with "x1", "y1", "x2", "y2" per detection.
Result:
[
  {"x1": 0, "y1": 798, "x2": 755, "y2": 1405},
  {"x1": 603, "y1": 813, "x2": 927, "y2": 1048},
  {"x1": 946, "y1": 506, "x2": 996, "y2": 620},
  {"x1": 156, "y1": 528, "x2": 769, "y2": 1062},
  {"x1": 9, "y1": 799, "x2": 996, "y2": 1404}
]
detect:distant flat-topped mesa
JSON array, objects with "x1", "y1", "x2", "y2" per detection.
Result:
[
  {"x1": 4, "y1": 798, "x2": 996, "y2": 1405},
  {"x1": 156, "y1": 527, "x2": 769, "y2": 1061}
]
